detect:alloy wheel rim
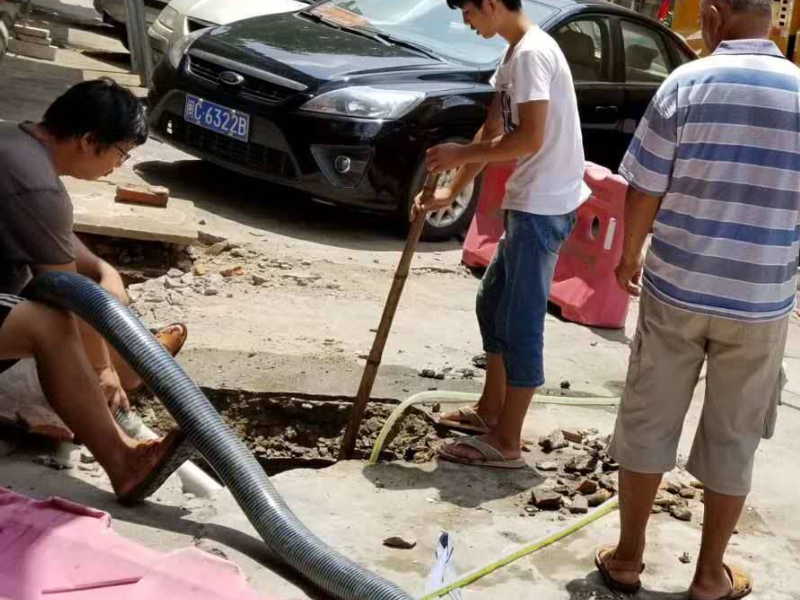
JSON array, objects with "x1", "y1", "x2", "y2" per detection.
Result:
[{"x1": 425, "y1": 169, "x2": 474, "y2": 229}]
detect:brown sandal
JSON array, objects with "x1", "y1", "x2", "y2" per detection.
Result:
[
  {"x1": 689, "y1": 564, "x2": 752, "y2": 600},
  {"x1": 125, "y1": 324, "x2": 188, "y2": 394},
  {"x1": 595, "y1": 545, "x2": 645, "y2": 594},
  {"x1": 115, "y1": 429, "x2": 199, "y2": 505},
  {"x1": 153, "y1": 323, "x2": 188, "y2": 357}
]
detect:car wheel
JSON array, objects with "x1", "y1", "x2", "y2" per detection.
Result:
[{"x1": 405, "y1": 142, "x2": 482, "y2": 242}]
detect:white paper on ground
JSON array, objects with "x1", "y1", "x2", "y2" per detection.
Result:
[{"x1": 424, "y1": 531, "x2": 463, "y2": 599}]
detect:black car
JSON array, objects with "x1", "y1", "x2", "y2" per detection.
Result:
[{"x1": 147, "y1": 0, "x2": 694, "y2": 240}]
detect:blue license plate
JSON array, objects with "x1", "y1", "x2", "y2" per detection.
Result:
[{"x1": 184, "y1": 94, "x2": 250, "y2": 142}]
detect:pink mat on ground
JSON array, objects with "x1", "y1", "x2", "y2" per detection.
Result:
[{"x1": 0, "y1": 487, "x2": 268, "y2": 599}]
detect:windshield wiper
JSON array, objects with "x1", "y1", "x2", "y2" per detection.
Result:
[
  {"x1": 370, "y1": 32, "x2": 444, "y2": 62},
  {"x1": 299, "y1": 12, "x2": 391, "y2": 46}
]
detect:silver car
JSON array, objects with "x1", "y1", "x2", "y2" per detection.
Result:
[
  {"x1": 147, "y1": 0, "x2": 307, "y2": 66},
  {"x1": 94, "y1": 0, "x2": 167, "y2": 48}
]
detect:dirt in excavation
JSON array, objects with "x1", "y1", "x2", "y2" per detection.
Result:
[{"x1": 132, "y1": 389, "x2": 457, "y2": 475}]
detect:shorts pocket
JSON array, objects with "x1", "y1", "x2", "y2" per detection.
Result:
[
  {"x1": 763, "y1": 364, "x2": 785, "y2": 439},
  {"x1": 626, "y1": 330, "x2": 644, "y2": 387},
  {"x1": 533, "y1": 212, "x2": 577, "y2": 254}
]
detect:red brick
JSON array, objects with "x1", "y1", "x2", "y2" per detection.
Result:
[{"x1": 115, "y1": 184, "x2": 169, "y2": 208}]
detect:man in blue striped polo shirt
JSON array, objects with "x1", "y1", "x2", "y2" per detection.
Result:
[{"x1": 595, "y1": 1, "x2": 800, "y2": 599}]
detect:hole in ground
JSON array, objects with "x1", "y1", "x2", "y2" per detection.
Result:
[{"x1": 132, "y1": 388, "x2": 457, "y2": 477}]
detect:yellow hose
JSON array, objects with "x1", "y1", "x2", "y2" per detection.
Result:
[
  {"x1": 369, "y1": 390, "x2": 620, "y2": 465},
  {"x1": 418, "y1": 497, "x2": 620, "y2": 599}
]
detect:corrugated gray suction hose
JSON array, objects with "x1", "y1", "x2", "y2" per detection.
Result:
[{"x1": 24, "y1": 271, "x2": 412, "y2": 600}]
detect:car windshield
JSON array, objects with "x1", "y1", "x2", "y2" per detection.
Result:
[{"x1": 308, "y1": 0, "x2": 559, "y2": 66}]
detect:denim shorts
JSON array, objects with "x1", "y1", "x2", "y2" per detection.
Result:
[{"x1": 476, "y1": 209, "x2": 576, "y2": 388}]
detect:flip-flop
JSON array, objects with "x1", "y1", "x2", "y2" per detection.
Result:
[
  {"x1": 436, "y1": 406, "x2": 491, "y2": 434},
  {"x1": 438, "y1": 436, "x2": 525, "y2": 469},
  {"x1": 127, "y1": 324, "x2": 188, "y2": 394},
  {"x1": 152, "y1": 323, "x2": 188, "y2": 358},
  {"x1": 689, "y1": 564, "x2": 752, "y2": 600},
  {"x1": 116, "y1": 429, "x2": 199, "y2": 505},
  {"x1": 595, "y1": 545, "x2": 645, "y2": 594}
]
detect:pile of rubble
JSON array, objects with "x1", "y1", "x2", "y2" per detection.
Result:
[
  {"x1": 123, "y1": 235, "x2": 346, "y2": 323},
  {"x1": 524, "y1": 428, "x2": 703, "y2": 522}
]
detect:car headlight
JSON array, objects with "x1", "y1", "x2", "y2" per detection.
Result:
[
  {"x1": 156, "y1": 6, "x2": 180, "y2": 31},
  {"x1": 300, "y1": 87, "x2": 424, "y2": 120},
  {"x1": 167, "y1": 27, "x2": 208, "y2": 69}
]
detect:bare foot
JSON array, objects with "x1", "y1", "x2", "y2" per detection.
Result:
[{"x1": 110, "y1": 429, "x2": 184, "y2": 498}]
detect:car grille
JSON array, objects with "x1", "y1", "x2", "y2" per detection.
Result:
[
  {"x1": 187, "y1": 55, "x2": 294, "y2": 105},
  {"x1": 161, "y1": 115, "x2": 296, "y2": 179}
]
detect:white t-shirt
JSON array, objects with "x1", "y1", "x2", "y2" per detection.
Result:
[{"x1": 491, "y1": 26, "x2": 585, "y2": 215}]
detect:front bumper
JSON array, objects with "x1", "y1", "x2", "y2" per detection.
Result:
[
  {"x1": 147, "y1": 21, "x2": 171, "y2": 67},
  {"x1": 147, "y1": 62, "x2": 425, "y2": 212}
]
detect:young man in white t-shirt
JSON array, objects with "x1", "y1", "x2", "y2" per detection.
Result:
[{"x1": 415, "y1": 0, "x2": 585, "y2": 467}]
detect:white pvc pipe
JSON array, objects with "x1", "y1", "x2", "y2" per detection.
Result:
[{"x1": 116, "y1": 409, "x2": 223, "y2": 498}]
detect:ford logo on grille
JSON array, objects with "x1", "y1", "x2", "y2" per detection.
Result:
[{"x1": 219, "y1": 71, "x2": 245, "y2": 86}]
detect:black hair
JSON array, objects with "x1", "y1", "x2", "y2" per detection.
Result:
[
  {"x1": 447, "y1": 0, "x2": 523, "y2": 10},
  {"x1": 42, "y1": 77, "x2": 148, "y2": 149},
  {"x1": 726, "y1": 0, "x2": 772, "y2": 15}
]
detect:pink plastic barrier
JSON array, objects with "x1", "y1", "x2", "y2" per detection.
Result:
[
  {"x1": 462, "y1": 162, "x2": 631, "y2": 328},
  {"x1": 461, "y1": 162, "x2": 513, "y2": 269},
  {"x1": 0, "y1": 487, "x2": 268, "y2": 599}
]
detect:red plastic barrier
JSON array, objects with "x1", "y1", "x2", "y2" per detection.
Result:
[
  {"x1": 461, "y1": 162, "x2": 631, "y2": 328},
  {"x1": 461, "y1": 162, "x2": 512, "y2": 269}
]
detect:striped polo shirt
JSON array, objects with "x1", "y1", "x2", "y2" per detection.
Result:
[{"x1": 620, "y1": 39, "x2": 800, "y2": 321}]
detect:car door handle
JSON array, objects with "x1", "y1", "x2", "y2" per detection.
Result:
[{"x1": 595, "y1": 105, "x2": 619, "y2": 114}]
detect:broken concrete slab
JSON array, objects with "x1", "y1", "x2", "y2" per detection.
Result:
[
  {"x1": 531, "y1": 488, "x2": 563, "y2": 511},
  {"x1": 670, "y1": 504, "x2": 692, "y2": 522},
  {"x1": 539, "y1": 429, "x2": 568, "y2": 453},
  {"x1": 576, "y1": 479, "x2": 598, "y2": 495},
  {"x1": 587, "y1": 488, "x2": 613, "y2": 507},
  {"x1": 564, "y1": 453, "x2": 598, "y2": 475},
  {"x1": 67, "y1": 179, "x2": 198, "y2": 245},
  {"x1": 9, "y1": 37, "x2": 56, "y2": 60},
  {"x1": 569, "y1": 495, "x2": 589, "y2": 514},
  {"x1": 14, "y1": 23, "x2": 50, "y2": 38}
]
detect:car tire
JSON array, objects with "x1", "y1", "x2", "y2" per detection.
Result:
[{"x1": 404, "y1": 138, "x2": 482, "y2": 242}]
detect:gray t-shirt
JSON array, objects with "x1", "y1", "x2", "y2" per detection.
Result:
[{"x1": 0, "y1": 122, "x2": 74, "y2": 295}]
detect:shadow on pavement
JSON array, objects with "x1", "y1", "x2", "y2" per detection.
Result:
[
  {"x1": 135, "y1": 157, "x2": 462, "y2": 254},
  {"x1": 361, "y1": 460, "x2": 543, "y2": 508},
  {"x1": 566, "y1": 572, "x2": 688, "y2": 600}
]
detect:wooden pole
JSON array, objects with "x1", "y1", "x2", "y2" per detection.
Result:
[{"x1": 339, "y1": 173, "x2": 440, "y2": 459}]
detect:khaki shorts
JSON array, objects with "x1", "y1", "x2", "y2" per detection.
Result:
[{"x1": 608, "y1": 289, "x2": 788, "y2": 496}]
